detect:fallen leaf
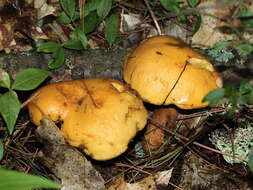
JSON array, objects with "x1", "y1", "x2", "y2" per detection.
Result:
[
  {"x1": 34, "y1": 0, "x2": 57, "y2": 19},
  {"x1": 121, "y1": 13, "x2": 142, "y2": 32},
  {"x1": 107, "y1": 169, "x2": 173, "y2": 190},
  {"x1": 192, "y1": 0, "x2": 253, "y2": 48}
]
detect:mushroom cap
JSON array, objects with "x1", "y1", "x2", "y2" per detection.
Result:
[
  {"x1": 123, "y1": 35, "x2": 222, "y2": 109},
  {"x1": 28, "y1": 78, "x2": 147, "y2": 161},
  {"x1": 28, "y1": 80, "x2": 88, "y2": 126}
]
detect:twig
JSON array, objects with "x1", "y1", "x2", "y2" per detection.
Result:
[
  {"x1": 168, "y1": 181, "x2": 185, "y2": 190},
  {"x1": 143, "y1": 0, "x2": 162, "y2": 35},
  {"x1": 81, "y1": 80, "x2": 101, "y2": 108},
  {"x1": 20, "y1": 91, "x2": 40, "y2": 109},
  {"x1": 177, "y1": 106, "x2": 227, "y2": 120},
  {"x1": 115, "y1": 163, "x2": 152, "y2": 175},
  {"x1": 148, "y1": 118, "x2": 247, "y2": 162},
  {"x1": 163, "y1": 62, "x2": 188, "y2": 104}
]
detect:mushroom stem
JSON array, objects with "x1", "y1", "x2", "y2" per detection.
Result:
[{"x1": 143, "y1": 107, "x2": 178, "y2": 153}]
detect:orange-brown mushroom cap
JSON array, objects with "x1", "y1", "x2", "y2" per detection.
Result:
[
  {"x1": 123, "y1": 35, "x2": 223, "y2": 109},
  {"x1": 28, "y1": 80, "x2": 88, "y2": 126},
  {"x1": 28, "y1": 78, "x2": 148, "y2": 160}
]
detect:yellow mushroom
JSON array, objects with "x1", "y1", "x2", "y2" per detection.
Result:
[
  {"x1": 123, "y1": 35, "x2": 222, "y2": 109},
  {"x1": 28, "y1": 78, "x2": 148, "y2": 161}
]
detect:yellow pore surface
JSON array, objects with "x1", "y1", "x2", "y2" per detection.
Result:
[
  {"x1": 123, "y1": 35, "x2": 222, "y2": 109},
  {"x1": 28, "y1": 78, "x2": 148, "y2": 160}
]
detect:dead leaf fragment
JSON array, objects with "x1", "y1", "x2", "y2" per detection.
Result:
[
  {"x1": 0, "y1": 0, "x2": 48, "y2": 52},
  {"x1": 34, "y1": 0, "x2": 56, "y2": 19},
  {"x1": 107, "y1": 169, "x2": 173, "y2": 190},
  {"x1": 121, "y1": 13, "x2": 142, "y2": 32},
  {"x1": 192, "y1": 0, "x2": 253, "y2": 47}
]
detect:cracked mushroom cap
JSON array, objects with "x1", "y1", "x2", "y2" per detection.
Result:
[
  {"x1": 28, "y1": 78, "x2": 148, "y2": 160},
  {"x1": 123, "y1": 35, "x2": 223, "y2": 109}
]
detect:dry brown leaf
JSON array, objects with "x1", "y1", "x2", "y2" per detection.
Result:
[
  {"x1": 0, "y1": 0, "x2": 49, "y2": 52},
  {"x1": 192, "y1": 0, "x2": 253, "y2": 48},
  {"x1": 107, "y1": 169, "x2": 173, "y2": 190},
  {"x1": 34, "y1": 0, "x2": 57, "y2": 19}
]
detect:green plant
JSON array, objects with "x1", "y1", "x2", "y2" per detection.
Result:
[
  {"x1": 0, "y1": 140, "x2": 3, "y2": 161},
  {"x1": 38, "y1": 0, "x2": 119, "y2": 69},
  {"x1": 204, "y1": 81, "x2": 253, "y2": 168},
  {"x1": 0, "y1": 68, "x2": 51, "y2": 134},
  {"x1": 237, "y1": 4, "x2": 253, "y2": 28},
  {"x1": 203, "y1": 80, "x2": 253, "y2": 116},
  {"x1": 213, "y1": 41, "x2": 253, "y2": 60},
  {"x1": 160, "y1": 0, "x2": 201, "y2": 33},
  {"x1": 0, "y1": 168, "x2": 60, "y2": 190},
  {"x1": 248, "y1": 146, "x2": 253, "y2": 172}
]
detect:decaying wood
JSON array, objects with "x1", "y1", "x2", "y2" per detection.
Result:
[
  {"x1": 0, "y1": 48, "x2": 127, "y2": 82},
  {"x1": 36, "y1": 117, "x2": 106, "y2": 190}
]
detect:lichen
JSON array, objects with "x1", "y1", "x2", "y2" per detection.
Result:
[
  {"x1": 209, "y1": 123, "x2": 253, "y2": 164},
  {"x1": 207, "y1": 49, "x2": 235, "y2": 63}
]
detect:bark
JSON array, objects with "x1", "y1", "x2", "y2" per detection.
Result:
[{"x1": 0, "y1": 48, "x2": 128, "y2": 81}]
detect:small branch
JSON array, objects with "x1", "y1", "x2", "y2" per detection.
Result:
[
  {"x1": 143, "y1": 0, "x2": 162, "y2": 35},
  {"x1": 115, "y1": 163, "x2": 152, "y2": 175},
  {"x1": 81, "y1": 80, "x2": 101, "y2": 108},
  {"x1": 177, "y1": 106, "x2": 227, "y2": 120},
  {"x1": 148, "y1": 118, "x2": 247, "y2": 162},
  {"x1": 21, "y1": 91, "x2": 40, "y2": 109}
]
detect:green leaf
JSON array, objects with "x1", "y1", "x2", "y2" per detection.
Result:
[
  {"x1": 202, "y1": 88, "x2": 225, "y2": 107},
  {"x1": 177, "y1": 14, "x2": 186, "y2": 24},
  {"x1": 187, "y1": 0, "x2": 200, "y2": 7},
  {"x1": 105, "y1": 14, "x2": 119, "y2": 46},
  {"x1": 0, "y1": 168, "x2": 60, "y2": 190},
  {"x1": 213, "y1": 41, "x2": 232, "y2": 50},
  {"x1": 97, "y1": 0, "x2": 112, "y2": 20},
  {"x1": 63, "y1": 39, "x2": 84, "y2": 50},
  {"x1": 224, "y1": 85, "x2": 237, "y2": 97},
  {"x1": 0, "y1": 69, "x2": 10, "y2": 89},
  {"x1": 48, "y1": 47, "x2": 65, "y2": 69},
  {"x1": 238, "y1": 7, "x2": 253, "y2": 18},
  {"x1": 81, "y1": 11, "x2": 98, "y2": 34},
  {"x1": 0, "y1": 91, "x2": 20, "y2": 134},
  {"x1": 57, "y1": 11, "x2": 79, "y2": 24},
  {"x1": 237, "y1": 93, "x2": 253, "y2": 105},
  {"x1": 248, "y1": 147, "x2": 253, "y2": 172},
  {"x1": 192, "y1": 13, "x2": 201, "y2": 34},
  {"x1": 83, "y1": 0, "x2": 100, "y2": 17},
  {"x1": 160, "y1": 0, "x2": 183, "y2": 12},
  {"x1": 37, "y1": 42, "x2": 61, "y2": 53},
  {"x1": 238, "y1": 81, "x2": 253, "y2": 105},
  {"x1": 63, "y1": 28, "x2": 88, "y2": 50},
  {"x1": 12, "y1": 69, "x2": 51, "y2": 91},
  {"x1": 234, "y1": 43, "x2": 253, "y2": 56},
  {"x1": 75, "y1": 28, "x2": 88, "y2": 49},
  {"x1": 239, "y1": 80, "x2": 253, "y2": 94},
  {"x1": 237, "y1": 7, "x2": 253, "y2": 27},
  {"x1": 60, "y1": 0, "x2": 76, "y2": 20},
  {"x1": 0, "y1": 140, "x2": 3, "y2": 161}
]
